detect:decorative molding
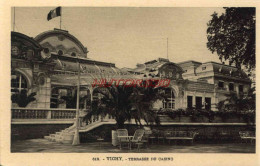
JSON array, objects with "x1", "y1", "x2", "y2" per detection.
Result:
[{"x1": 57, "y1": 34, "x2": 65, "y2": 41}]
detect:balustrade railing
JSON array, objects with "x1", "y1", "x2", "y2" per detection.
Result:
[
  {"x1": 12, "y1": 108, "x2": 116, "y2": 127},
  {"x1": 11, "y1": 108, "x2": 76, "y2": 119}
]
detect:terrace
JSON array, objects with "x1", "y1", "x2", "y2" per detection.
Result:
[{"x1": 11, "y1": 138, "x2": 255, "y2": 153}]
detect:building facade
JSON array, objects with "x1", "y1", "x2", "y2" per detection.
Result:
[
  {"x1": 11, "y1": 29, "x2": 251, "y2": 112},
  {"x1": 126, "y1": 58, "x2": 251, "y2": 111}
]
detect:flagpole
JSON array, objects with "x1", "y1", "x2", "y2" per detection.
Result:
[
  {"x1": 13, "y1": 7, "x2": 15, "y2": 31},
  {"x1": 60, "y1": 7, "x2": 62, "y2": 29},
  {"x1": 72, "y1": 58, "x2": 80, "y2": 145},
  {"x1": 167, "y1": 38, "x2": 168, "y2": 60}
]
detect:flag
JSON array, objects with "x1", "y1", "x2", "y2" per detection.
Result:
[{"x1": 47, "y1": 7, "x2": 61, "y2": 21}]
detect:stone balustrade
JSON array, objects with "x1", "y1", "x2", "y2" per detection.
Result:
[
  {"x1": 11, "y1": 108, "x2": 115, "y2": 125},
  {"x1": 11, "y1": 108, "x2": 76, "y2": 119}
]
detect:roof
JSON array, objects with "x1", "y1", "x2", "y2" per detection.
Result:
[
  {"x1": 193, "y1": 61, "x2": 250, "y2": 81},
  {"x1": 133, "y1": 58, "x2": 183, "y2": 73},
  {"x1": 177, "y1": 60, "x2": 202, "y2": 65},
  {"x1": 11, "y1": 31, "x2": 42, "y2": 50},
  {"x1": 34, "y1": 29, "x2": 88, "y2": 54}
]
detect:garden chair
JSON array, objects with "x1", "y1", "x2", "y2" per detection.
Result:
[
  {"x1": 157, "y1": 130, "x2": 165, "y2": 144},
  {"x1": 149, "y1": 129, "x2": 158, "y2": 144},
  {"x1": 129, "y1": 129, "x2": 145, "y2": 150},
  {"x1": 141, "y1": 133, "x2": 149, "y2": 148},
  {"x1": 239, "y1": 131, "x2": 255, "y2": 144},
  {"x1": 117, "y1": 129, "x2": 129, "y2": 149}
]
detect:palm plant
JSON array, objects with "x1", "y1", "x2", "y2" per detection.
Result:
[
  {"x1": 11, "y1": 89, "x2": 36, "y2": 107},
  {"x1": 217, "y1": 87, "x2": 255, "y2": 123},
  {"x1": 222, "y1": 87, "x2": 255, "y2": 113},
  {"x1": 84, "y1": 80, "x2": 166, "y2": 129},
  {"x1": 84, "y1": 85, "x2": 134, "y2": 129}
]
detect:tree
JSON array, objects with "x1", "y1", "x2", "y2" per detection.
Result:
[
  {"x1": 11, "y1": 89, "x2": 36, "y2": 107},
  {"x1": 207, "y1": 7, "x2": 255, "y2": 71}
]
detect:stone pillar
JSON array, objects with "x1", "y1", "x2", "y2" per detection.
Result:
[
  {"x1": 212, "y1": 84, "x2": 218, "y2": 111},
  {"x1": 47, "y1": 110, "x2": 52, "y2": 119},
  {"x1": 235, "y1": 84, "x2": 239, "y2": 95},
  {"x1": 37, "y1": 77, "x2": 51, "y2": 108},
  {"x1": 183, "y1": 90, "x2": 187, "y2": 109},
  {"x1": 192, "y1": 91, "x2": 196, "y2": 108},
  {"x1": 202, "y1": 92, "x2": 205, "y2": 109}
]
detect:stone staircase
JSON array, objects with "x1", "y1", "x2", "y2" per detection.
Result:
[
  {"x1": 43, "y1": 114, "x2": 114, "y2": 144},
  {"x1": 44, "y1": 124, "x2": 76, "y2": 144}
]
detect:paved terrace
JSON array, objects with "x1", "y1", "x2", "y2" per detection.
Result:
[{"x1": 11, "y1": 139, "x2": 255, "y2": 153}]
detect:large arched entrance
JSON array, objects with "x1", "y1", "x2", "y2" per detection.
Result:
[{"x1": 11, "y1": 71, "x2": 29, "y2": 93}]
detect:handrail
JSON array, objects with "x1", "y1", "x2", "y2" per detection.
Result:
[{"x1": 12, "y1": 108, "x2": 77, "y2": 111}]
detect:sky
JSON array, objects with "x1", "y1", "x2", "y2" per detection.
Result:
[{"x1": 11, "y1": 7, "x2": 225, "y2": 68}]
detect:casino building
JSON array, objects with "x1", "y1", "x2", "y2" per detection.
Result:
[
  {"x1": 11, "y1": 29, "x2": 251, "y2": 111},
  {"x1": 126, "y1": 58, "x2": 251, "y2": 111}
]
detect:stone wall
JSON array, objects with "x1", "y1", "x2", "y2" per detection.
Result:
[{"x1": 11, "y1": 124, "x2": 71, "y2": 141}]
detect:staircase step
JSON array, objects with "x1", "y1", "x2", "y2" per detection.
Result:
[{"x1": 56, "y1": 138, "x2": 63, "y2": 143}]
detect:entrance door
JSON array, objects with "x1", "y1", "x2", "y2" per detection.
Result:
[
  {"x1": 195, "y1": 97, "x2": 202, "y2": 110},
  {"x1": 205, "y1": 97, "x2": 211, "y2": 111},
  {"x1": 187, "y1": 96, "x2": 193, "y2": 108}
]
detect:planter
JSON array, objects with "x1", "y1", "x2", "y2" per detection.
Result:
[
  {"x1": 111, "y1": 130, "x2": 118, "y2": 146},
  {"x1": 213, "y1": 115, "x2": 243, "y2": 123},
  {"x1": 178, "y1": 116, "x2": 191, "y2": 123}
]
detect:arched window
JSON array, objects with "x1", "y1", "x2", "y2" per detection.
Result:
[
  {"x1": 163, "y1": 88, "x2": 175, "y2": 109},
  {"x1": 11, "y1": 71, "x2": 27, "y2": 93}
]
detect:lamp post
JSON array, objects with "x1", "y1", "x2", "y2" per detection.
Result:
[{"x1": 72, "y1": 59, "x2": 80, "y2": 145}]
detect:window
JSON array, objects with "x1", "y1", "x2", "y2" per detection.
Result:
[
  {"x1": 43, "y1": 48, "x2": 49, "y2": 54},
  {"x1": 229, "y1": 83, "x2": 234, "y2": 91},
  {"x1": 187, "y1": 96, "x2": 193, "y2": 108},
  {"x1": 163, "y1": 100, "x2": 175, "y2": 109},
  {"x1": 205, "y1": 97, "x2": 211, "y2": 111},
  {"x1": 218, "y1": 81, "x2": 224, "y2": 88},
  {"x1": 58, "y1": 50, "x2": 63, "y2": 56},
  {"x1": 161, "y1": 71, "x2": 165, "y2": 77},
  {"x1": 11, "y1": 45, "x2": 20, "y2": 56},
  {"x1": 195, "y1": 97, "x2": 202, "y2": 110},
  {"x1": 169, "y1": 72, "x2": 173, "y2": 77},
  {"x1": 202, "y1": 66, "x2": 206, "y2": 70},
  {"x1": 163, "y1": 89, "x2": 175, "y2": 109},
  {"x1": 50, "y1": 88, "x2": 59, "y2": 108},
  {"x1": 71, "y1": 52, "x2": 76, "y2": 57},
  {"x1": 239, "y1": 85, "x2": 244, "y2": 93},
  {"x1": 11, "y1": 72, "x2": 27, "y2": 92}
]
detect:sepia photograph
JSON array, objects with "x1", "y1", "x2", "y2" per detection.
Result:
[{"x1": 9, "y1": 7, "x2": 256, "y2": 154}]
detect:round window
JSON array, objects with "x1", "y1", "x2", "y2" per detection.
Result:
[
  {"x1": 44, "y1": 48, "x2": 49, "y2": 54},
  {"x1": 58, "y1": 50, "x2": 63, "y2": 56},
  {"x1": 11, "y1": 46, "x2": 20, "y2": 56},
  {"x1": 71, "y1": 52, "x2": 76, "y2": 57}
]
